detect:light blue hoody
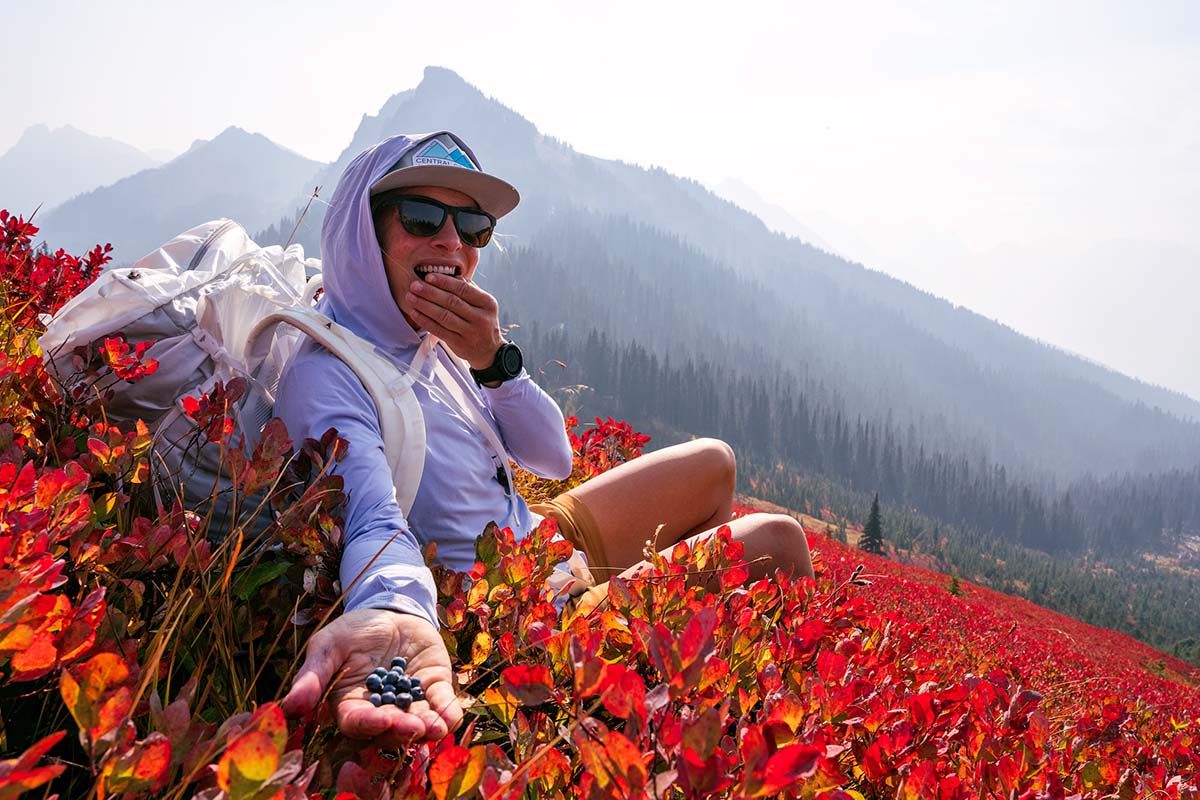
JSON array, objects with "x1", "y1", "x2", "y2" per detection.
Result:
[{"x1": 276, "y1": 133, "x2": 573, "y2": 627}]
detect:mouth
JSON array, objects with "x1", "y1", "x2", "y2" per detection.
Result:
[{"x1": 414, "y1": 264, "x2": 462, "y2": 281}]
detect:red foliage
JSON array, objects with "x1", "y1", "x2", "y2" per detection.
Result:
[
  {"x1": 0, "y1": 211, "x2": 1196, "y2": 798},
  {"x1": 0, "y1": 210, "x2": 108, "y2": 327}
]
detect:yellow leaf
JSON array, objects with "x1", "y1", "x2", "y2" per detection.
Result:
[{"x1": 471, "y1": 631, "x2": 493, "y2": 665}]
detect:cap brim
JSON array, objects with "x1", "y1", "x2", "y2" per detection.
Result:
[{"x1": 369, "y1": 165, "x2": 520, "y2": 219}]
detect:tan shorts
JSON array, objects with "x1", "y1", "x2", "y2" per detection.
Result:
[{"x1": 530, "y1": 493, "x2": 614, "y2": 613}]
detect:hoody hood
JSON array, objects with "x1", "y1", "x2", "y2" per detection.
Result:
[
  {"x1": 322, "y1": 131, "x2": 513, "y2": 350},
  {"x1": 321, "y1": 133, "x2": 426, "y2": 349}
]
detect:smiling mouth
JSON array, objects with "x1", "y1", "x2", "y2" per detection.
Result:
[{"x1": 414, "y1": 264, "x2": 462, "y2": 281}]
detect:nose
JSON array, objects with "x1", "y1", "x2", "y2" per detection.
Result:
[{"x1": 430, "y1": 215, "x2": 462, "y2": 252}]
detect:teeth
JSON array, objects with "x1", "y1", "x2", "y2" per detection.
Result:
[{"x1": 415, "y1": 264, "x2": 459, "y2": 276}]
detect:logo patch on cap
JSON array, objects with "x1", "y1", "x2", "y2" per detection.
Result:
[{"x1": 411, "y1": 138, "x2": 477, "y2": 170}]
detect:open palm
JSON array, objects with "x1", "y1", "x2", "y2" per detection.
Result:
[{"x1": 282, "y1": 608, "x2": 462, "y2": 745}]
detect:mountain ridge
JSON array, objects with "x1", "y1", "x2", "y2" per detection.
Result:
[
  {"x1": 37, "y1": 125, "x2": 322, "y2": 262},
  {"x1": 0, "y1": 123, "x2": 162, "y2": 217}
]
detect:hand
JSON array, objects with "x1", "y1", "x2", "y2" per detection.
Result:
[
  {"x1": 281, "y1": 608, "x2": 462, "y2": 745},
  {"x1": 404, "y1": 273, "x2": 503, "y2": 369}
]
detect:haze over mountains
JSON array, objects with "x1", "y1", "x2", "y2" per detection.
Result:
[
  {"x1": 33, "y1": 127, "x2": 320, "y2": 260},
  {"x1": 0, "y1": 124, "x2": 165, "y2": 216},
  {"x1": 5, "y1": 67, "x2": 1200, "y2": 547}
]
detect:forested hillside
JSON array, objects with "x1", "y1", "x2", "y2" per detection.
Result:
[{"x1": 480, "y1": 211, "x2": 1200, "y2": 554}]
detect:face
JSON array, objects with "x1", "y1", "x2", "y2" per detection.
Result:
[{"x1": 377, "y1": 185, "x2": 483, "y2": 330}]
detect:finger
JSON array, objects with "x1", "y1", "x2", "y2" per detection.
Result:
[
  {"x1": 411, "y1": 278, "x2": 481, "y2": 321},
  {"x1": 425, "y1": 272, "x2": 498, "y2": 313},
  {"x1": 406, "y1": 291, "x2": 472, "y2": 335},
  {"x1": 281, "y1": 630, "x2": 339, "y2": 717},
  {"x1": 336, "y1": 696, "x2": 428, "y2": 742},
  {"x1": 416, "y1": 682, "x2": 463, "y2": 741},
  {"x1": 405, "y1": 305, "x2": 466, "y2": 346}
]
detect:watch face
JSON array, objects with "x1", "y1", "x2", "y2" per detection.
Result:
[{"x1": 500, "y1": 344, "x2": 523, "y2": 376}]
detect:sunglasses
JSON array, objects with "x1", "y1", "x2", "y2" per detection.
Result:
[{"x1": 378, "y1": 195, "x2": 496, "y2": 248}]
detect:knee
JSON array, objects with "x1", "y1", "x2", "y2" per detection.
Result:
[
  {"x1": 694, "y1": 437, "x2": 736, "y2": 488},
  {"x1": 760, "y1": 514, "x2": 813, "y2": 580}
]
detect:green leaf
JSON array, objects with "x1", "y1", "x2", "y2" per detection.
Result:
[{"x1": 233, "y1": 560, "x2": 292, "y2": 601}]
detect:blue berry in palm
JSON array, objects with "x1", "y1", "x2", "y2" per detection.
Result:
[
  {"x1": 411, "y1": 687, "x2": 425, "y2": 702},
  {"x1": 369, "y1": 693, "x2": 382, "y2": 707},
  {"x1": 391, "y1": 656, "x2": 407, "y2": 670},
  {"x1": 396, "y1": 692, "x2": 413, "y2": 710},
  {"x1": 365, "y1": 674, "x2": 383, "y2": 692},
  {"x1": 372, "y1": 667, "x2": 388, "y2": 678},
  {"x1": 381, "y1": 691, "x2": 397, "y2": 706},
  {"x1": 395, "y1": 676, "x2": 411, "y2": 692}
]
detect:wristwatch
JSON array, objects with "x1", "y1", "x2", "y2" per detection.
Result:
[{"x1": 470, "y1": 342, "x2": 523, "y2": 386}]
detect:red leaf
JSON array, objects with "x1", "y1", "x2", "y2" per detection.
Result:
[{"x1": 500, "y1": 664, "x2": 554, "y2": 706}]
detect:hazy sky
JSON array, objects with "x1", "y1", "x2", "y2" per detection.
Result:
[{"x1": 5, "y1": 1, "x2": 1199, "y2": 400}]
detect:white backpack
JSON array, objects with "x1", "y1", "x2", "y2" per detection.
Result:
[{"x1": 38, "y1": 219, "x2": 429, "y2": 523}]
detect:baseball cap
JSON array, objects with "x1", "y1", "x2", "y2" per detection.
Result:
[{"x1": 369, "y1": 132, "x2": 520, "y2": 219}]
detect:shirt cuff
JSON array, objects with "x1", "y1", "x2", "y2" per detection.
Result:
[{"x1": 478, "y1": 369, "x2": 532, "y2": 399}]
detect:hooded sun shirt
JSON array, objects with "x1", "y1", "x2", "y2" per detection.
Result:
[{"x1": 275, "y1": 133, "x2": 573, "y2": 627}]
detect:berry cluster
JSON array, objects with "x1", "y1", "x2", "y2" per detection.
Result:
[{"x1": 365, "y1": 657, "x2": 424, "y2": 709}]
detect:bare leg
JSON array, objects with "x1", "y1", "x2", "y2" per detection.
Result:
[
  {"x1": 626, "y1": 512, "x2": 816, "y2": 583},
  {"x1": 562, "y1": 438, "x2": 737, "y2": 577},
  {"x1": 568, "y1": 513, "x2": 814, "y2": 616}
]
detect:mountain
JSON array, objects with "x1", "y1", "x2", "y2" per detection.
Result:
[
  {"x1": 0, "y1": 124, "x2": 162, "y2": 217},
  {"x1": 37, "y1": 127, "x2": 323, "y2": 264},
  {"x1": 712, "y1": 178, "x2": 836, "y2": 253},
  {"x1": 263, "y1": 67, "x2": 1200, "y2": 485}
]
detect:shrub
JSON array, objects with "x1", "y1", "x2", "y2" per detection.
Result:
[{"x1": 0, "y1": 212, "x2": 1196, "y2": 798}]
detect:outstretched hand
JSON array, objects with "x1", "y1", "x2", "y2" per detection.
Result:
[{"x1": 282, "y1": 608, "x2": 462, "y2": 745}]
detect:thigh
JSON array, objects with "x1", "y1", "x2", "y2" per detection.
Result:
[{"x1": 561, "y1": 438, "x2": 736, "y2": 572}]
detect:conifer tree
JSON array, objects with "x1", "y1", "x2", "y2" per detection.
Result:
[{"x1": 860, "y1": 492, "x2": 886, "y2": 555}]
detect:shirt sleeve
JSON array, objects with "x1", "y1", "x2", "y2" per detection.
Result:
[
  {"x1": 275, "y1": 347, "x2": 438, "y2": 627},
  {"x1": 480, "y1": 369, "x2": 573, "y2": 480}
]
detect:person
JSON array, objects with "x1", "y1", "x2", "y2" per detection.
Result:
[{"x1": 278, "y1": 131, "x2": 814, "y2": 746}]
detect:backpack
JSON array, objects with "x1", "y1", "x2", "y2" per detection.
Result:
[{"x1": 38, "y1": 219, "x2": 430, "y2": 525}]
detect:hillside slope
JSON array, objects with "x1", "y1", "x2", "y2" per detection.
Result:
[{"x1": 739, "y1": 496, "x2": 1200, "y2": 694}]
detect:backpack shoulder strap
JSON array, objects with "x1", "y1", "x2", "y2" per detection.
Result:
[
  {"x1": 247, "y1": 308, "x2": 426, "y2": 516},
  {"x1": 421, "y1": 339, "x2": 516, "y2": 498}
]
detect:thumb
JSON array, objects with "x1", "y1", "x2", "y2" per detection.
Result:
[{"x1": 281, "y1": 630, "x2": 339, "y2": 717}]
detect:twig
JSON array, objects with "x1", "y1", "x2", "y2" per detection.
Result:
[{"x1": 285, "y1": 187, "x2": 321, "y2": 249}]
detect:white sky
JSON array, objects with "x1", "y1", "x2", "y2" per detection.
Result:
[{"x1": 5, "y1": 0, "x2": 1199, "y2": 401}]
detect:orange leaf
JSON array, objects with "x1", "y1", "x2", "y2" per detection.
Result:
[
  {"x1": 95, "y1": 688, "x2": 134, "y2": 741},
  {"x1": 98, "y1": 732, "x2": 172, "y2": 795},
  {"x1": 60, "y1": 652, "x2": 131, "y2": 739},
  {"x1": 605, "y1": 731, "x2": 646, "y2": 791},
  {"x1": 428, "y1": 744, "x2": 485, "y2": 800},
  {"x1": 217, "y1": 730, "x2": 278, "y2": 796},
  {"x1": 9, "y1": 631, "x2": 58, "y2": 680},
  {"x1": 246, "y1": 703, "x2": 288, "y2": 753}
]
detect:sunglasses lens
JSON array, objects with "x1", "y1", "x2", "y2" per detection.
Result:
[
  {"x1": 454, "y1": 210, "x2": 495, "y2": 247},
  {"x1": 390, "y1": 196, "x2": 496, "y2": 248},
  {"x1": 397, "y1": 199, "x2": 447, "y2": 237}
]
